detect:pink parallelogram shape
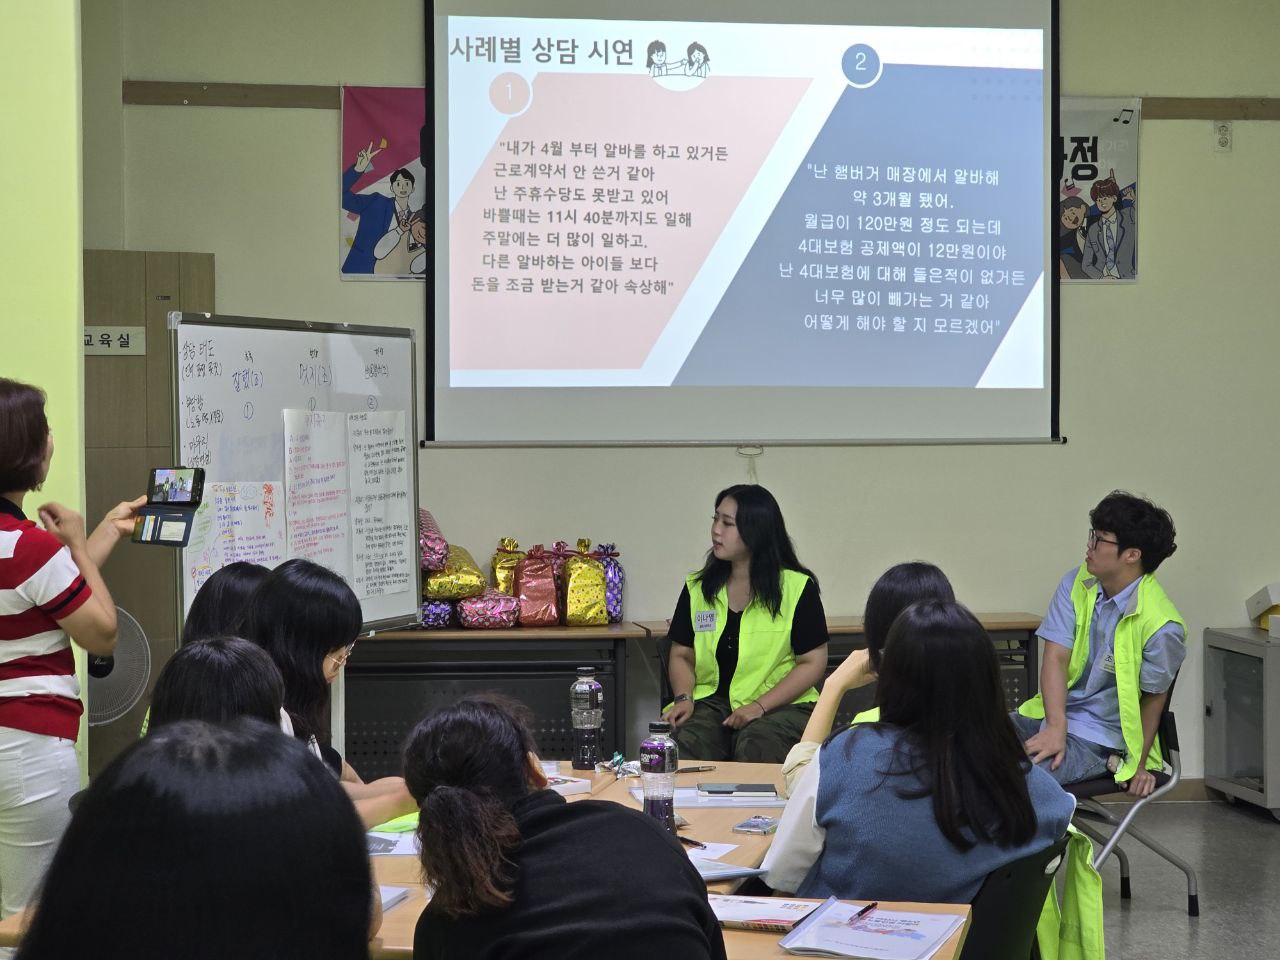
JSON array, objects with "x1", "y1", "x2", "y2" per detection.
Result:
[{"x1": 451, "y1": 73, "x2": 810, "y2": 372}]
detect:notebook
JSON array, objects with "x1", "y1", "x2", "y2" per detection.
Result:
[
  {"x1": 708, "y1": 894, "x2": 819, "y2": 932},
  {"x1": 778, "y1": 898, "x2": 965, "y2": 959}
]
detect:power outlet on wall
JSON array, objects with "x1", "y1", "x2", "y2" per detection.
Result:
[{"x1": 1213, "y1": 120, "x2": 1233, "y2": 152}]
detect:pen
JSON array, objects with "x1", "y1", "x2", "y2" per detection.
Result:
[
  {"x1": 677, "y1": 764, "x2": 717, "y2": 773},
  {"x1": 846, "y1": 902, "x2": 878, "y2": 928},
  {"x1": 677, "y1": 835, "x2": 707, "y2": 850}
]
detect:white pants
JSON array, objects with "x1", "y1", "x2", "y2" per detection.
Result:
[{"x1": 0, "y1": 728, "x2": 77, "y2": 918}]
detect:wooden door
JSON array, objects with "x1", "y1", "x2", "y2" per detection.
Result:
[{"x1": 83, "y1": 250, "x2": 213, "y2": 775}]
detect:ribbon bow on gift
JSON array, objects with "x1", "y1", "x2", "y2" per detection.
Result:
[{"x1": 591, "y1": 543, "x2": 619, "y2": 560}]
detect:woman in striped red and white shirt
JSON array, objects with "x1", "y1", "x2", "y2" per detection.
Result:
[{"x1": 0, "y1": 378, "x2": 143, "y2": 917}]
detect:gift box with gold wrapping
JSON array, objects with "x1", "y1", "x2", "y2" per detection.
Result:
[
  {"x1": 423, "y1": 544, "x2": 487, "y2": 600},
  {"x1": 490, "y1": 537, "x2": 526, "y2": 596},
  {"x1": 563, "y1": 538, "x2": 608, "y2": 626}
]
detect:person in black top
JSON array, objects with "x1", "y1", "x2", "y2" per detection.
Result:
[
  {"x1": 240, "y1": 558, "x2": 417, "y2": 829},
  {"x1": 405, "y1": 695, "x2": 727, "y2": 960},
  {"x1": 662, "y1": 484, "x2": 829, "y2": 763}
]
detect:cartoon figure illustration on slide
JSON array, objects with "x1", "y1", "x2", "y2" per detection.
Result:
[
  {"x1": 1081, "y1": 170, "x2": 1137, "y2": 280},
  {"x1": 685, "y1": 42, "x2": 711, "y2": 78},
  {"x1": 1057, "y1": 196, "x2": 1093, "y2": 280},
  {"x1": 341, "y1": 140, "x2": 417, "y2": 275},
  {"x1": 646, "y1": 40, "x2": 672, "y2": 77}
]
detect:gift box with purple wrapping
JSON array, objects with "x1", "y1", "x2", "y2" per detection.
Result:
[
  {"x1": 593, "y1": 542, "x2": 625, "y2": 623},
  {"x1": 419, "y1": 598, "x2": 456, "y2": 629}
]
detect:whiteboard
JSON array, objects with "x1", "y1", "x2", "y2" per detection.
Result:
[{"x1": 173, "y1": 313, "x2": 420, "y2": 629}]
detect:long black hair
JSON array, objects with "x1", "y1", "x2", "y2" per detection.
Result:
[
  {"x1": 693, "y1": 484, "x2": 817, "y2": 617},
  {"x1": 182, "y1": 562, "x2": 270, "y2": 645},
  {"x1": 240, "y1": 559, "x2": 362, "y2": 746},
  {"x1": 863, "y1": 562, "x2": 954, "y2": 672},
  {"x1": 16, "y1": 719, "x2": 371, "y2": 960},
  {"x1": 150, "y1": 636, "x2": 284, "y2": 729},
  {"x1": 847, "y1": 599, "x2": 1036, "y2": 851},
  {"x1": 403, "y1": 695, "x2": 538, "y2": 917}
]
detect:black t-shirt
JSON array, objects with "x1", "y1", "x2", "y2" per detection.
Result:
[
  {"x1": 668, "y1": 579, "x2": 828, "y2": 698},
  {"x1": 413, "y1": 790, "x2": 727, "y2": 960}
]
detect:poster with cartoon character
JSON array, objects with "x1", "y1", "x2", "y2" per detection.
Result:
[
  {"x1": 340, "y1": 86, "x2": 427, "y2": 281},
  {"x1": 1058, "y1": 97, "x2": 1140, "y2": 282}
]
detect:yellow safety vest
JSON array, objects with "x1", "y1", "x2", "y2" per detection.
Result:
[
  {"x1": 1036, "y1": 826, "x2": 1105, "y2": 960},
  {"x1": 1019, "y1": 566, "x2": 1184, "y2": 783},
  {"x1": 685, "y1": 570, "x2": 819, "y2": 710}
]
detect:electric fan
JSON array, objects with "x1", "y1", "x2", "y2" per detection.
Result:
[{"x1": 87, "y1": 607, "x2": 152, "y2": 726}]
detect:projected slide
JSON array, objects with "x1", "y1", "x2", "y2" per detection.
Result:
[{"x1": 448, "y1": 17, "x2": 1045, "y2": 390}]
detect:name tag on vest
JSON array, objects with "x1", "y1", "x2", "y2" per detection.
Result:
[{"x1": 694, "y1": 610, "x2": 717, "y2": 632}]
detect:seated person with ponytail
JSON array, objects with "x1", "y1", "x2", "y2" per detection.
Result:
[
  {"x1": 779, "y1": 561, "x2": 955, "y2": 796},
  {"x1": 662, "y1": 484, "x2": 829, "y2": 764},
  {"x1": 764, "y1": 600, "x2": 1074, "y2": 902},
  {"x1": 405, "y1": 695, "x2": 727, "y2": 960}
]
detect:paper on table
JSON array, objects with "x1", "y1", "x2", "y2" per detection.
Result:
[
  {"x1": 629, "y1": 787, "x2": 786, "y2": 809},
  {"x1": 284, "y1": 410, "x2": 353, "y2": 583},
  {"x1": 378, "y1": 885, "x2": 412, "y2": 911},
  {"x1": 690, "y1": 858, "x2": 768, "y2": 882},
  {"x1": 685, "y1": 841, "x2": 738, "y2": 861},
  {"x1": 182, "y1": 481, "x2": 285, "y2": 611},
  {"x1": 779, "y1": 898, "x2": 965, "y2": 960},
  {"x1": 346, "y1": 410, "x2": 412, "y2": 600},
  {"x1": 367, "y1": 831, "x2": 419, "y2": 857}
]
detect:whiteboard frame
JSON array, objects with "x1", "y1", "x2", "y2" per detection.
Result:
[{"x1": 169, "y1": 311, "x2": 423, "y2": 637}]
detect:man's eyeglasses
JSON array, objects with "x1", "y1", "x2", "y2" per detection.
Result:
[{"x1": 1087, "y1": 530, "x2": 1120, "y2": 549}]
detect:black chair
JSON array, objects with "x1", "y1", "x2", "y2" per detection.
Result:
[
  {"x1": 960, "y1": 832, "x2": 1068, "y2": 960},
  {"x1": 1064, "y1": 700, "x2": 1200, "y2": 916}
]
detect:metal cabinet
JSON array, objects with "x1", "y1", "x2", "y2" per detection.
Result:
[{"x1": 1203, "y1": 627, "x2": 1280, "y2": 819}]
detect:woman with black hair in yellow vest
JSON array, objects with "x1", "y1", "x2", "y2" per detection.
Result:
[{"x1": 663, "y1": 485, "x2": 829, "y2": 763}]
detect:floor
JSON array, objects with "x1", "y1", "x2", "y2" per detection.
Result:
[{"x1": 1090, "y1": 797, "x2": 1279, "y2": 959}]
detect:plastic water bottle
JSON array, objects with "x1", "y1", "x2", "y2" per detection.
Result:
[
  {"x1": 570, "y1": 667, "x2": 605, "y2": 770},
  {"x1": 640, "y1": 720, "x2": 679, "y2": 834}
]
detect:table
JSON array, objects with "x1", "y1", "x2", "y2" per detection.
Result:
[
  {"x1": 366, "y1": 761, "x2": 971, "y2": 958},
  {"x1": 637, "y1": 612, "x2": 1042, "y2": 721},
  {"x1": 0, "y1": 761, "x2": 969, "y2": 959},
  {"x1": 344, "y1": 622, "x2": 646, "y2": 779}
]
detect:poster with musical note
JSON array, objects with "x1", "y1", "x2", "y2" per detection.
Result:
[{"x1": 1057, "y1": 97, "x2": 1140, "y2": 283}]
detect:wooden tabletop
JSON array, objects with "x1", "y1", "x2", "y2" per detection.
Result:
[
  {"x1": 366, "y1": 621, "x2": 648, "y2": 642},
  {"x1": 637, "y1": 611, "x2": 1042, "y2": 638},
  {"x1": 0, "y1": 761, "x2": 970, "y2": 959}
]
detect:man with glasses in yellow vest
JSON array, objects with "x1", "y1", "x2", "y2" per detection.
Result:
[{"x1": 1013, "y1": 491, "x2": 1185, "y2": 798}]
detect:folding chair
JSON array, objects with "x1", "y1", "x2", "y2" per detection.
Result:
[
  {"x1": 1064, "y1": 689, "x2": 1200, "y2": 916},
  {"x1": 960, "y1": 833, "x2": 1068, "y2": 960}
]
